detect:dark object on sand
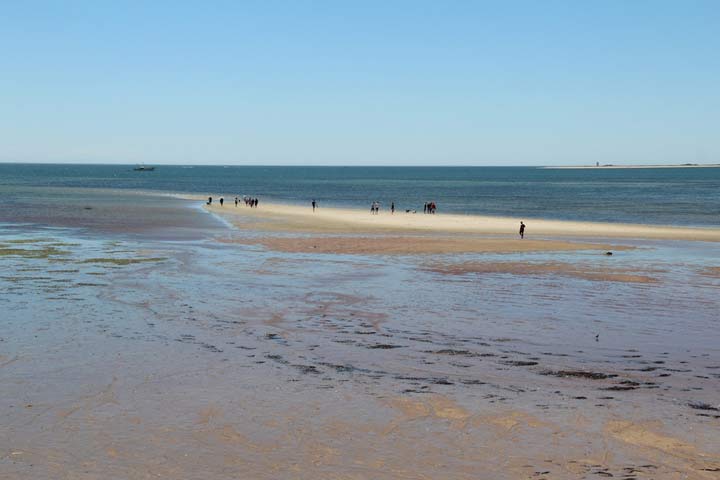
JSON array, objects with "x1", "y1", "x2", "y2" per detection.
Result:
[
  {"x1": 688, "y1": 402, "x2": 720, "y2": 411},
  {"x1": 207, "y1": 197, "x2": 212, "y2": 205},
  {"x1": 605, "y1": 251, "x2": 613, "y2": 255},
  {"x1": 542, "y1": 370, "x2": 617, "y2": 380}
]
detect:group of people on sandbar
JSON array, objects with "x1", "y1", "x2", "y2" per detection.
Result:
[
  {"x1": 235, "y1": 196, "x2": 259, "y2": 208},
  {"x1": 206, "y1": 196, "x2": 259, "y2": 208},
  {"x1": 367, "y1": 201, "x2": 429, "y2": 215}
]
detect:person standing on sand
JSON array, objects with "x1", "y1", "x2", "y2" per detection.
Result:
[
  {"x1": 312, "y1": 199, "x2": 317, "y2": 212},
  {"x1": 519, "y1": 221, "x2": 526, "y2": 239},
  {"x1": 219, "y1": 197, "x2": 224, "y2": 206},
  {"x1": 391, "y1": 202, "x2": 395, "y2": 214},
  {"x1": 207, "y1": 196, "x2": 212, "y2": 205},
  {"x1": 234, "y1": 197, "x2": 238, "y2": 207}
]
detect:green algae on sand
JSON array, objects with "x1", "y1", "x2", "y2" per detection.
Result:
[
  {"x1": 0, "y1": 246, "x2": 70, "y2": 259},
  {"x1": 78, "y1": 257, "x2": 167, "y2": 266}
]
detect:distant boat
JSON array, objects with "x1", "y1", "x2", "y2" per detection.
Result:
[{"x1": 133, "y1": 165, "x2": 155, "y2": 171}]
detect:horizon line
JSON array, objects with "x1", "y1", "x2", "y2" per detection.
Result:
[{"x1": 2, "y1": 161, "x2": 719, "y2": 168}]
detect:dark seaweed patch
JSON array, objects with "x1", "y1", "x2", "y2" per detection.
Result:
[
  {"x1": 688, "y1": 402, "x2": 719, "y2": 411},
  {"x1": 542, "y1": 370, "x2": 617, "y2": 380},
  {"x1": 430, "y1": 349, "x2": 482, "y2": 357},
  {"x1": 265, "y1": 354, "x2": 288, "y2": 364},
  {"x1": 603, "y1": 385, "x2": 636, "y2": 391},
  {"x1": 501, "y1": 360, "x2": 539, "y2": 367},
  {"x1": 292, "y1": 364, "x2": 321, "y2": 374}
]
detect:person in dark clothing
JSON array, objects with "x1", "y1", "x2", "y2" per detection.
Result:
[
  {"x1": 219, "y1": 197, "x2": 224, "y2": 206},
  {"x1": 207, "y1": 197, "x2": 212, "y2": 205},
  {"x1": 519, "y1": 221, "x2": 526, "y2": 239},
  {"x1": 391, "y1": 202, "x2": 395, "y2": 214},
  {"x1": 312, "y1": 200, "x2": 317, "y2": 212}
]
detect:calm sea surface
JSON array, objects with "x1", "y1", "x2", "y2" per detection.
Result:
[{"x1": 1, "y1": 164, "x2": 719, "y2": 226}]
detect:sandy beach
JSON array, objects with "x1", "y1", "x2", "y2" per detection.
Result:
[{"x1": 204, "y1": 201, "x2": 720, "y2": 243}]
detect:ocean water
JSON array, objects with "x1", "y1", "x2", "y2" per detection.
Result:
[{"x1": 1, "y1": 163, "x2": 719, "y2": 226}]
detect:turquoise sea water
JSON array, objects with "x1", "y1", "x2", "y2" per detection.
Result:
[{"x1": 1, "y1": 163, "x2": 719, "y2": 226}]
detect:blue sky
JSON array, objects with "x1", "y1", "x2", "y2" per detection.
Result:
[{"x1": 1, "y1": 1, "x2": 718, "y2": 165}]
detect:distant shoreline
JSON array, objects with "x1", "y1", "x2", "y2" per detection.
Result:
[{"x1": 543, "y1": 163, "x2": 720, "y2": 170}]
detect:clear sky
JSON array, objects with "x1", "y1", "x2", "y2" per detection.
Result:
[{"x1": 1, "y1": 1, "x2": 718, "y2": 166}]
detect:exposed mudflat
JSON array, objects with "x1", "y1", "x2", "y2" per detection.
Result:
[{"x1": 1, "y1": 205, "x2": 719, "y2": 479}]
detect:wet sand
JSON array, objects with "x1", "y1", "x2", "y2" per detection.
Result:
[
  {"x1": 204, "y1": 201, "x2": 720, "y2": 241},
  {"x1": 700, "y1": 266, "x2": 720, "y2": 278},
  {"x1": 426, "y1": 260, "x2": 661, "y2": 283},
  {"x1": 2, "y1": 200, "x2": 720, "y2": 479},
  {"x1": 222, "y1": 235, "x2": 630, "y2": 255}
]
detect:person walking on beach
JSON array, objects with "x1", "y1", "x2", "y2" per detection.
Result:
[
  {"x1": 391, "y1": 202, "x2": 395, "y2": 214},
  {"x1": 312, "y1": 199, "x2": 317, "y2": 212},
  {"x1": 219, "y1": 197, "x2": 224, "y2": 206},
  {"x1": 519, "y1": 221, "x2": 526, "y2": 239},
  {"x1": 234, "y1": 197, "x2": 238, "y2": 207},
  {"x1": 207, "y1": 196, "x2": 212, "y2": 205}
]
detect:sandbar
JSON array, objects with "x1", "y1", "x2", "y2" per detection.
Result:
[{"x1": 204, "y1": 202, "x2": 720, "y2": 242}]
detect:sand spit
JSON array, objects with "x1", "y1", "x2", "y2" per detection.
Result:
[
  {"x1": 204, "y1": 202, "x2": 720, "y2": 242},
  {"x1": 545, "y1": 164, "x2": 720, "y2": 169},
  {"x1": 427, "y1": 261, "x2": 661, "y2": 283},
  {"x1": 222, "y1": 235, "x2": 629, "y2": 255}
]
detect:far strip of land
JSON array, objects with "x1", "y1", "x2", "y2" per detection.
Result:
[{"x1": 544, "y1": 163, "x2": 720, "y2": 169}]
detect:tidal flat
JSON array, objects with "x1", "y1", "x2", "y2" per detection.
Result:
[{"x1": 1, "y1": 198, "x2": 719, "y2": 479}]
